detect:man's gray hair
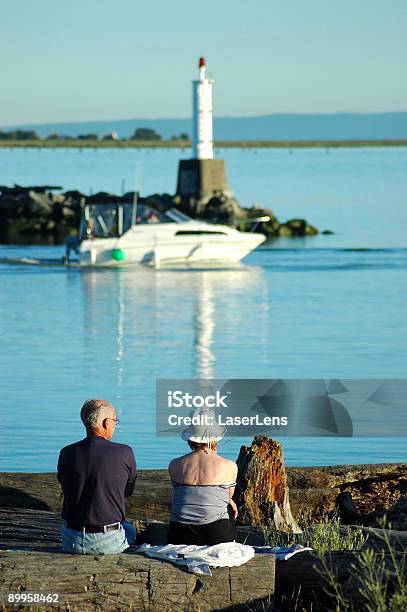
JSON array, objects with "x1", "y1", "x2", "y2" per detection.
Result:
[{"x1": 81, "y1": 398, "x2": 113, "y2": 429}]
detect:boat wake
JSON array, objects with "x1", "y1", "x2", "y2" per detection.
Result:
[
  {"x1": 0, "y1": 257, "x2": 74, "y2": 267},
  {"x1": 0, "y1": 256, "x2": 248, "y2": 272}
]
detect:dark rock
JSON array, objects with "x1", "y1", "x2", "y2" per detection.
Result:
[
  {"x1": 63, "y1": 190, "x2": 86, "y2": 200},
  {"x1": 305, "y1": 223, "x2": 319, "y2": 236},
  {"x1": 202, "y1": 195, "x2": 237, "y2": 225},
  {"x1": 278, "y1": 219, "x2": 319, "y2": 237},
  {"x1": 28, "y1": 190, "x2": 53, "y2": 215},
  {"x1": 50, "y1": 193, "x2": 65, "y2": 204},
  {"x1": 277, "y1": 223, "x2": 292, "y2": 236},
  {"x1": 61, "y1": 206, "x2": 76, "y2": 219},
  {"x1": 286, "y1": 219, "x2": 307, "y2": 235}
]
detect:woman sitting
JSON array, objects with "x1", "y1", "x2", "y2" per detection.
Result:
[{"x1": 167, "y1": 407, "x2": 238, "y2": 546}]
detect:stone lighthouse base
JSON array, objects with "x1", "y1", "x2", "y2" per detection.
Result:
[{"x1": 176, "y1": 159, "x2": 230, "y2": 202}]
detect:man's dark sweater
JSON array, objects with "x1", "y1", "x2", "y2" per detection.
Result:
[{"x1": 57, "y1": 436, "x2": 137, "y2": 527}]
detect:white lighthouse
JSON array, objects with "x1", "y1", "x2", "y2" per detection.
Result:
[
  {"x1": 176, "y1": 57, "x2": 229, "y2": 200},
  {"x1": 192, "y1": 57, "x2": 214, "y2": 160}
]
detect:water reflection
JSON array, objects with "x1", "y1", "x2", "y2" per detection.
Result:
[
  {"x1": 193, "y1": 272, "x2": 215, "y2": 379},
  {"x1": 116, "y1": 272, "x2": 125, "y2": 388},
  {"x1": 79, "y1": 264, "x2": 268, "y2": 392}
]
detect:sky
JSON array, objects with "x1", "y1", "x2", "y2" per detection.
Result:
[{"x1": 1, "y1": 0, "x2": 406, "y2": 126}]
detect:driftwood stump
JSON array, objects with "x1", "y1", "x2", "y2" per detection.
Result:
[{"x1": 235, "y1": 436, "x2": 301, "y2": 532}]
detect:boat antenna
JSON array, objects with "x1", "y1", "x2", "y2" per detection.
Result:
[{"x1": 132, "y1": 160, "x2": 143, "y2": 226}]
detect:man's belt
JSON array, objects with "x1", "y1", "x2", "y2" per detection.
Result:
[{"x1": 66, "y1": 522, "x2": 121, "y2": 533}]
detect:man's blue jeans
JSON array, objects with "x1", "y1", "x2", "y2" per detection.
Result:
[{"x1": 61, "y1": 521, "x2": 136, "y2": 554}]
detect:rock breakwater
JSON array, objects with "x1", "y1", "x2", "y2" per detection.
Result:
[{"x1": 0, "y1": 185, "x2": 321, "y2": 243}]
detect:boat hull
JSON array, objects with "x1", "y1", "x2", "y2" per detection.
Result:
[{"x1": 78, "y1": 229, "x2": 265, "y2": 267}]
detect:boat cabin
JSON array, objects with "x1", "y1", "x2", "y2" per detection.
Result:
[{"x1": 79, "y1": 202, "x2": 190, "y2": 240}]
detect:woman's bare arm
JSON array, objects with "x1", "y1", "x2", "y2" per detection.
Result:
[
  {"x1": 228, "y1": 462, "x2": 238, "y2": 518},
  {"x1": 229, "y1": 488, "x2": 238, "y2": 518}
]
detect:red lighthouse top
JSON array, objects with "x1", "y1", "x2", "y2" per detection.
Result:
[{"x1": 199, "y1": 57, "x2": 206, "y2": 68}]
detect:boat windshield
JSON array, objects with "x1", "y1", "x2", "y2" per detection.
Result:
[
  {"x1": 81, "y1": 202, "x2": 191, "y2": 239},
  {"x1": 81, "y1": 203, "x2": 134, "y2": 239},
  {"x1": 135, "y1": 204, "x2": 174, "y2": 225},
  {"x1": 165, "y1": 208, "x2": 191, "y2": 222}
]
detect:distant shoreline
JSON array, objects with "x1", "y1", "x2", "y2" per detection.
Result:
[{"x1": 1, "y1": 139, "x2": 407, "y2": 149}]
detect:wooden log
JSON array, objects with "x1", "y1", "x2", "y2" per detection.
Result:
[
  {"x1": 0, "y1": 550, "x2": 275, "y2": 611},
  {"x1": 0, "y1": 508, "x2": 61, "y2": 550},
  {"x1": 2, "y1": 507, "x2": 406, "y2": 611},
  {"x1": 287, "y1": 463, "x2": 407, "y2": 490},
  {"x1": 289, "y1": 487, "x2": 340, "y2": 519},
  {"x1": 4, "y1": 508, "x2": 406, "y2": 555},
  {"x1": 347, "y1": 525, "x2": 407, "y2": 552},
  {"x1": 0, "y1": 507, "x2": 268, "y2": 550},
  {"x1": 1, "y1": 463, "x2": 405, "y2": 524},
  {"x1": 0, "y1": 507, "x2": 275, "y2": 611},
  {"x1": 0, "y1": 471, "x2": 172, "y2": 522},
  {"x1": 275, "y1": 549, "x2": 407, "y2": 610},
  {"x1": 336, "y1": 491, "x2": 407, "y2": 530},
  {"x1": 235, "y1": 436, "x2": 301, "y2": 532}
]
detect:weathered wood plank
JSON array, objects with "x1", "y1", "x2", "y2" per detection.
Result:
[
  {"x1": 0, "y1": 508, "x2": 275, "y2": 610},
  {"x1": 0, "y1": 551, "x2": 275, "y2": 611}
]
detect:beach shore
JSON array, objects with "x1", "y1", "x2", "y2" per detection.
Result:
[{"x1": 0, "y1": 463, "x2": 405, "y2": 610}]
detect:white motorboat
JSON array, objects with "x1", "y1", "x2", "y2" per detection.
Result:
[{"x1": 65, "y1": 200, "x2": 266, "y2": 266}]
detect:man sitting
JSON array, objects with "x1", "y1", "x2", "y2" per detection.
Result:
[{"x1": 57, "y1": 398, "x2": 137, "y2": 554}]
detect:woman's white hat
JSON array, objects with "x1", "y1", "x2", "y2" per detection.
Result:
[{"x1": 181, "y1": 406, "x2": 227, "y2": 443}]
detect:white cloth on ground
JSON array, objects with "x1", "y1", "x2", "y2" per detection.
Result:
[
  {"x1": 137, "y1": 542, "x2": 255, "y2": 576},
  {"x1": 253, "y1": 544, "x2": 313, "y2": 560}
]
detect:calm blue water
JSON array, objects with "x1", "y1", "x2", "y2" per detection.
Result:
[
  {"x1": 0, "y1": 147, "x2": 406, "y2": 471},
  {"x1": 2, "y1": 145, "x2": 406, "y2": 248}
]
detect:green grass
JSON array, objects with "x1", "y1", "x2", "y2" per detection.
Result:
[
  {"x1": 315, "y1": 519, "x2": 406, "y2": 612},
  {"x1": 262, "y1": 509, "x2": 368, "y2": 554},
  {"x1": 263, "y1": 512, "x2": 406, "y2": 611}
]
